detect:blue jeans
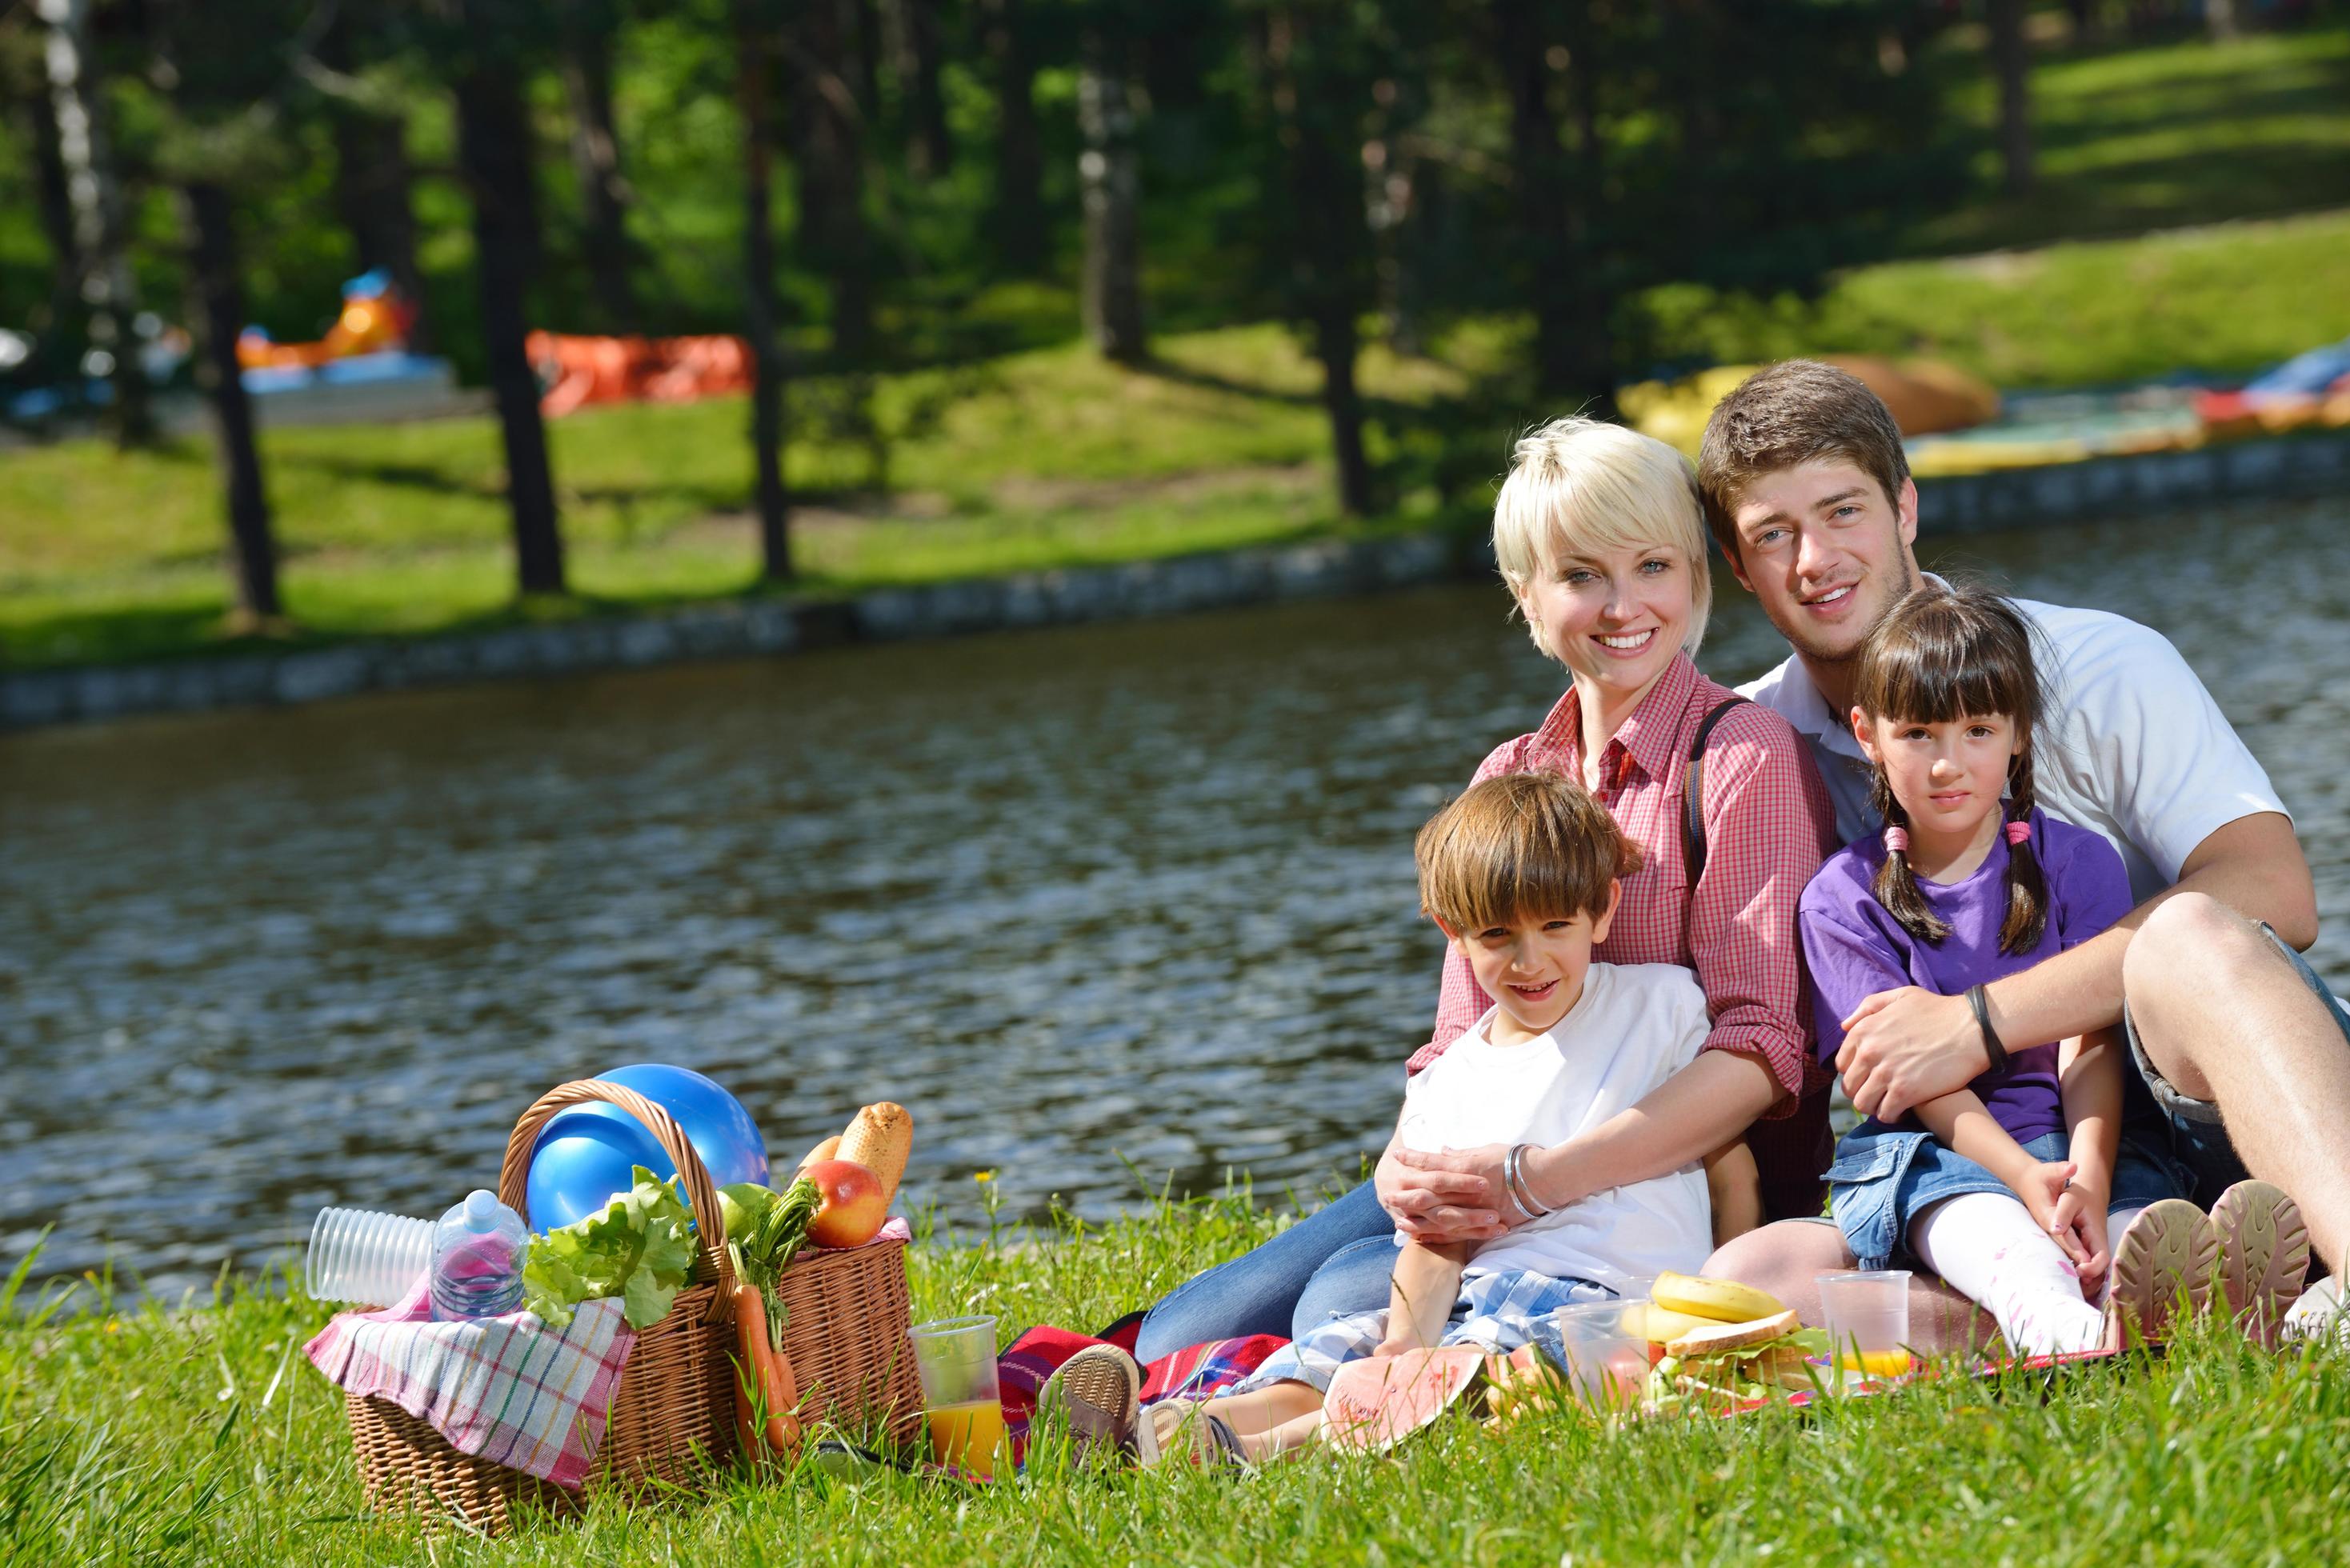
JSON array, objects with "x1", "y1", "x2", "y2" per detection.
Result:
[
  {"x1": 2124, "y1": 920, "x2": 2350, "y2": 1207},
  {"x1": 1131, "y1": 1177, "x2": 1399, "y2": 1362}
]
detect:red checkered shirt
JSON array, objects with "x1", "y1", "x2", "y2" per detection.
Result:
[{"x1": 1405, "y1": 652, "x2": 1837, "y2": 1113}]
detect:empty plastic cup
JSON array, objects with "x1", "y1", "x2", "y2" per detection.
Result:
[
  {"x1": 1817, "y1": 1270, "x2": 1914, "y2": 1381},
  {"x1": 305, "y1": 1206, "x2": 433, "y2": 1307},
  {"x1": 1544, "y1": 1299, "x2": 1650, "y2": 1409},
  {"x1": 909, "y1": 1314, "x2": 1004, "y2": 1477}
]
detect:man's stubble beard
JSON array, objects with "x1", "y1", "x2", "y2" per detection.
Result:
[{"x1": 1780, "y1": 552, "x2": 1916, "y2": 667}]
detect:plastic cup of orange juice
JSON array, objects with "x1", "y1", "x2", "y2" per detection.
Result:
[
  {"x1": 1816, "y1": 1270, "x2": 1914, "y2": 1382},
  {"x1": 910, "y1": 1314, "x2": 1005, "y2": 1478}
]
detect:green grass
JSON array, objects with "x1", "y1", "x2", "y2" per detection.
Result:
[
  {"x1": 9, "y1": 195, "x2": 2350, "y2": 676},
  {"x1": 1642, "y1": 206, "x2": 2350, "y2": 390},
  {"x1": 7, "y1": 1189, "x2": 2348, "y2": 1566},
  {"x1": 0, "y1": 323, "x2": 1475, "y2": 669},
  {"x1": 1920, "y1": 23, "x2": 2350, "y2": 254}
]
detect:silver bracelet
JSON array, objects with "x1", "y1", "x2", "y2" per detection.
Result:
[{"x1": 1506, "y1": 1143, "x2": 1553, "y2": 1219}]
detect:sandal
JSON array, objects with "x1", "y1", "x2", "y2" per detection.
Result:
[
  {"x1": 2104, "y1": 1198, "x2": 2220, "y2": 1349},
  {"x1": 2208, "y1": 1180, "x2": 2311, "y2": 1349}
]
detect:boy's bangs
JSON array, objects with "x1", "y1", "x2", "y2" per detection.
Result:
[
  {"x1": 1429, "y1": 836, "x2": 1594, "y2": 935},
  {"x1": 1415, "y1": 775, "x2": 1631, "y2": 936}
]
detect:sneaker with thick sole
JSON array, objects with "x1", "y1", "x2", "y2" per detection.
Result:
[
  {"x1": 2104, "y1": 1198, "x2": 2219, "y2": 1349},
  {"x1": 2208, "y1": 1179, "x2": 2312, "y2": 1349},
  {"x1": 1038, "y1": 1344, "x2": 1143, "y2": 1462}
]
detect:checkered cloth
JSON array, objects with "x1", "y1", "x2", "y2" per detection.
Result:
[
  {"x1": 1227, "y1": 1267, "x2": 1612, "y2": 1395},
  {"x1": 304, "y1": 1278, "x2": 635, "y2": 1490},
  {"x1": 994, "y1": 1322, "x2": 1288, "y2": 1466}
]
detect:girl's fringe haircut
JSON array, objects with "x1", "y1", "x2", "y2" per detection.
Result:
[{"x1": 1854, "y1": 584, "x2": 2050, "y2": 954}]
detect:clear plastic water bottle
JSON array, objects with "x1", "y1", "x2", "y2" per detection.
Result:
[{"x1": 429, "y1": 1190, "x2": 529, "y2": 1322}]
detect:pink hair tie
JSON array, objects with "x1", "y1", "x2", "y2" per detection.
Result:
[
  {"x1": 1882, "y1": 826, "x2": 1909, "y2": 854},
  {"x1": 2005, "y1": 819, "x2": 2032, "y2": 846}
]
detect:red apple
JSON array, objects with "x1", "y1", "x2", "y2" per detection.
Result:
[{"x1": 803, "y1": 1158, "x2": 887, "y2": 1248}]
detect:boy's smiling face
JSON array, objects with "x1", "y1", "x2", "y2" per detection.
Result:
[{"x1": 1451, "y1": 882, "x2": 1619, "y2": 1045}]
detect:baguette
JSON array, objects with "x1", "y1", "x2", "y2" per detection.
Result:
[
  {"x1": 838, "y1": 1102, "x2": 912, "y2": 1207},
  {"x1": 795, "y1": 1134, "x2": 842, "y2": 1174}
]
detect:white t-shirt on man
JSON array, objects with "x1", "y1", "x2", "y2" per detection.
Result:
[
  {"x1": 1397, "y1": 961, "x2": 1712, "y2": 1291},
  {"x1": 1737, "y1": 590, "x2": 2288, "y2": 905}
]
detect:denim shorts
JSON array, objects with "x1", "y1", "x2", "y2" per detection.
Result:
[
  {"x1": 1827, "y1": 1124, "x2": 2188, "y2": 1274},
  {"x1": 2122, "y1": 920, "x2": 2350, "y2": 1209}
]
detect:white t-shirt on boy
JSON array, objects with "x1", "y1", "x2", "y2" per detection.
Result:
[
  {"x1": 1397, "y1": 960, "x2": 1712, "y2": 1294},
  {"x1": 1739, "y1": 589, "x2": 2288, "y2": 906}
]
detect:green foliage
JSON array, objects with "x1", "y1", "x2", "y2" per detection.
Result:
[
  {"x1": 5, "y1": 1190, "x2": 2349, "y2": 1565},
  {"x1": 521, "y1": 1166, "x2": 698, "y2": 1330}
]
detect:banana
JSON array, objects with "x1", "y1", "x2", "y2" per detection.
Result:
[
  {"x1": 1629, "y1": 1302, "x2": 1719, "y2": 1344},
  {"x1": 1650, "y1": 1270, "x2": 1787, "y2": 1324}
]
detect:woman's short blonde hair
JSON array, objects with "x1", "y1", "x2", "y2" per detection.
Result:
[{"x1": 1493, "y1": 416, "x2": 1715, "y2": 660}]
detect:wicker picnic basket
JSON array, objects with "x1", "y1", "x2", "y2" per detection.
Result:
[{"x1": 343, "y1": 1078, "x2": 924, "y2": 1534}]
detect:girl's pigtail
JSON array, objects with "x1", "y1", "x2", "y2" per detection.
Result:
[
  {"x1": 1998, "y1": 745, "x2": 2051, "y2": 954},
  {"x1": 1868, "y1": 771, "x2": 1953, "y2": 945}
]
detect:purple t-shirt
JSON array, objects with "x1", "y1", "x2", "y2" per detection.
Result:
[{"x1": 1800, "y1": 807, "x2": 2134, "y2": 1144}]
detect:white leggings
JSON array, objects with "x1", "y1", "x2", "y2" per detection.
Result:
[{"x1": 1912, "y1": 1192, "x2": 2149, "y2": 1357}]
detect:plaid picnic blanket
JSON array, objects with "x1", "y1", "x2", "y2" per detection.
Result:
[
  {"x1": 304, "y1": 1278, "x2": 635, "y2": 1490},
  {"x1": 995, "y1": 1321, "x2": 1288, "y2": 1466}
]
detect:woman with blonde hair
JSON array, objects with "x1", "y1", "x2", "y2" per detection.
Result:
[{"x1": 1129, "y1": 417, "x2": 1839, "y2": 1362}]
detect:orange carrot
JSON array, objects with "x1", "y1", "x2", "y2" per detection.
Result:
[{"x1": 731, "y1": 1281, "x2": 803, "y2": 1462}]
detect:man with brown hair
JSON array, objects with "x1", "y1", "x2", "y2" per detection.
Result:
[{"x1": 1695, "y1": 359, "x2": 2350, "y2": 1343}]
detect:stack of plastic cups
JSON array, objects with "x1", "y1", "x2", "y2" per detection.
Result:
[{"x1": 306, "y1": 1206, "x2": 434, "y2": 1307}]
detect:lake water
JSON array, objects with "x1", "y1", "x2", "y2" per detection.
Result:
[{"x1": 4, "y1": 498, "x2": 2345, "y2": 1296}]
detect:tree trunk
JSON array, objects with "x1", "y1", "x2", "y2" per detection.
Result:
[
  {"x1": 558, "y1": 0, "x2": 639, "y2": 330},
  {"x1": 18, "y1": 58, "x2": 86, "y2": 378},
  {"x1": 36, "y1": 0, "x2": 153, "y2": 446},
  {"x1": 1266, "y1": 6, "x2": 1374, "y2": 519},
  {"x1": 979, "y1": 0, "x2": 1044, "y2": 272},
  {"x1": 453, "y1": 45, "x2": 566, "y2": 596},
  {"x1": 1077, "y1": 30, "x2": 1145, "y2": 363},
  {"x1": 1312, "y1": 296, "x2": 1373, "y2": 518},
  {"x1": 1496, "y1": 0, "x2": 1580, "y2": 401},
  {"x1": 1988, "y1": 0, "x2": 2034, "y2": 196},
  {"x1": 790, "y1": 0, "x2": 875, "y2": 365},
  {"x1": 183, "y1": 181, "x2": 282, "y2": 622},
  {"x1": 326, "y1": 104, "x2": 434, "y2": 353},
  {"x1": 2206, "y1": 0, "x2": 2239, "y2": 42},
  {"x1": 851, "y1": 0, "x2": 884, "y2": 140},
  {"x1": 895, "y1": 0, "x2": 952, "y2": 178},
  {"x1": 735, "y1": 0, "x2": 792, "y2": 582},
  {"x1": 319, "y1": 15, "x2": 434, "y2": 352},
  {"x1": 1555, "y1": 4, "x2": 1614, "y2": 414}
]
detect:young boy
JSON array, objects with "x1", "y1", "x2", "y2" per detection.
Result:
[{"x1": 1132, "y1": 771, "x2": 1715, "y2": 1462}]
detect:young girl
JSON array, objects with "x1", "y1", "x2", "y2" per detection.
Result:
[
  {"x1": 1802, "y1": 584, "x2": 2198, "y2": 1356},
  {"x1": 1131, "y1": 771, "x2": 1715, "y2": 1463}
]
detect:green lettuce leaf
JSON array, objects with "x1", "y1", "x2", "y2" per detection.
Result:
[{"x1": 521, "y1": 1166, "x2": 700, "y2": 1330}]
